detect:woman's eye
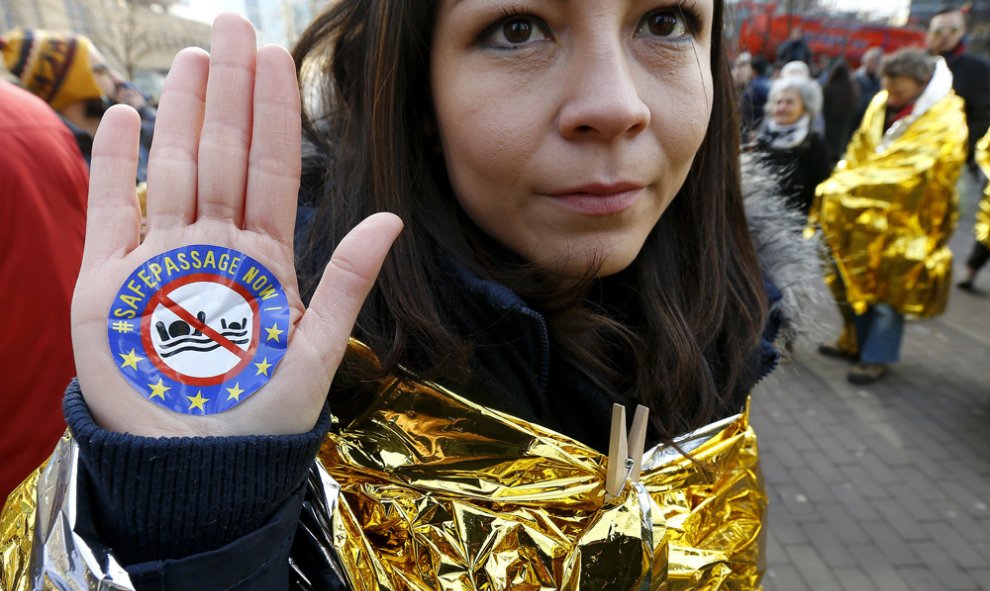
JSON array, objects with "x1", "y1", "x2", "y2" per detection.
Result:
[
  {"x1": 637, "y1": 10, "x2": 689, "y2": 38},
  {"x1": 481, "y1": 16, "x2": 551, "y2": 48}
]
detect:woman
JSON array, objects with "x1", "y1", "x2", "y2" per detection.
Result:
[
  {"x1": 753, "y1": 76, "x2": 831, "y2": 215},
  {"x1": 2, "y1": 2, "x2": 776, "y2": 589}
]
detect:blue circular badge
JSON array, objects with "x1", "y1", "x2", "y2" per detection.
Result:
[{"x1": 107, "y1": 245, "x2": 290, "y2": 414}]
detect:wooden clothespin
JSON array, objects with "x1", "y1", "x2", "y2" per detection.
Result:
[{"x1": 605, "y1": 403, "x2": 650, "y2": 498}]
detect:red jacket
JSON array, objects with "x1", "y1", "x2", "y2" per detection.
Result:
[{"x1": 0, "y1": 80, "x2": 88, "y2": 501}]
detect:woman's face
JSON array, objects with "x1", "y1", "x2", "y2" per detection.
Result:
[
  {"x1": 430, "y1": 0, "x2": 714, "y2": 277},
  {"x1": 772, "y1": 89, "x2": 805, "y2": 126}
]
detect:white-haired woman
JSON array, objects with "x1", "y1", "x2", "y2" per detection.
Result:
[{"x1": 753, "y1": 76, "x2": 831, "y2": 215}]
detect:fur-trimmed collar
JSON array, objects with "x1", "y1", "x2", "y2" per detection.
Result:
[{"x1": 741, "y1": 153, "x2": 824, "y2": 351}]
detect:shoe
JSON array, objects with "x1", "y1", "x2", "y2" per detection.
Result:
[
  {"x1": 957, "y1": 279, "x2": 975, "y2": 291},
  {"x1": 818, "y1": 344, "x2": 858, "y2": 361},
  {"x1": 847, "y1": 363, "x2": 888, "y2": 385}
]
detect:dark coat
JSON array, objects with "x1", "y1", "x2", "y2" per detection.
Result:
[
  {"x1": 853, "y1": 70, "x2": 881, "y2": 131},
  {"x1": 777, "y1": 38, "x2": 813, "y2": 65},
  {"x1": 823, "y1": 79, "x2": 862, "y2": 163},
  {"x1": 755, "y1": 130, "x2": 832, "y2": 216},
  {"x1": 944, "y1": 50, "x2": 990, "y2": 159}
]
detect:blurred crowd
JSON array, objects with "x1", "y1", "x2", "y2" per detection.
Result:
[{"x1": 733, "y1": 7, "x2": 990, "y2": 386}]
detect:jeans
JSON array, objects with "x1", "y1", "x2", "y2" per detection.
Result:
[{"x1": 851, "y1": 304, "x2": 905, "y2": 365}]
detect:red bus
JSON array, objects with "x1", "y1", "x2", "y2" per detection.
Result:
[{"x1": 737, "y1": 10, "x2": 927, "y2": 67}]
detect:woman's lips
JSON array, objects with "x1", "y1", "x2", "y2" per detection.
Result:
[{"x1": 547, "y1": 184, "x2": 645, "y2": 215}]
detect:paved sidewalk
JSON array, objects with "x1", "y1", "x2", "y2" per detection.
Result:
[{"x1": 752, "y1": 175, "x2": 990, "y2": 590}]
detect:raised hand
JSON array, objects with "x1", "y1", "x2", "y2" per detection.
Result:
[{"x1": 71, "y1": 14, "x2": 402, "y2": 437}]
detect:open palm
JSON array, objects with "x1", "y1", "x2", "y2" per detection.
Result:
[{"x1": 71, "y1": 14, "x2": 401, "y2": 437}]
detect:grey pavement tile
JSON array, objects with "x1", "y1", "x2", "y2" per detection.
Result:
[
  {"x1": 783, "y1": 544, "x2": 843, "y2": 589},
  {"x1": 762, "y1": 565, "x2": 810, "y2": 591},
  {"x1": 892, "y1": 486, "x2": 943, "y2": 522},
  {"x1": 764, "y1": 529, "x2": 788, "y2": 567},
  {"x1": 941, "y1": 460, "x2": 990, "y2": 494},
  {"x1": 910, "y1": 541, "x2": 978, "y2": 590},
  {"x1": 758, "y1": 453, "x2": 795, "y2": 486},
  {"x1": 829, "y1": 481, "x2": 882, "y2": 523},
  {"x1": 838, "y1": 465, "x2": 891, "y2": 500},
  {"x1": 892, "y1": 466, "x2": 951, "y2": 503},
  {"x1": 773, "y1": 484, "x2": 823, "y2": 523},
  {"x1": 973, "y1": 570, "x2": 990, "y2": 591},
  {"x1": 813, "y1": 431, "x2": 858, "y2": 465},
  {"x1": 788, "y1": 467, "x2": 836, "y2": 504},
  {"x1": 929, "y1": 503, "x2": 990, "y2": 545},
  {"x1": 827, "y1": 423, "x2": 870, "y2": 455},
  {"x1": 777, "y1": 424, "x2": 819, "y2": 452},
  {"x1": 767, "y1": 501, "x2": 812, "y2": 545},
  {"x1": 921, "y1": 522, "x2": 989, "y2": 570},
  {"x1": 800, "y1": 449, "x2": 846, "y2": 484},
  {"x1": 852, "y1": 545, "x2": 914, "y2": 591},
  {"x1": 862, "y1": 520, "x2": 925, "y2": 567},
  {"x1": 765, "y1": 437, "x2": 810, "y2": 469},
  {"x1": 801, "y1": 522, "x2": 858, "y2": 568},
  {"x1": 899, "y1": 567, "x2": 951, "y2": 591},
  {"x1": 791, "y1": 407, "x2": 835, "y2": 438},
  {"x1": 976, "y1": 540, "x2": 990, "y2": 562},
  {"x1": 861, "y1": 433, "x2": 912, "y2": 467},
  {"x1": 935, "y1": 479, "x2": 990, "y2": 517},
  {"x1": 872, "y1": 499, "x2": 933, "y2": 542},
  {"x1": 814, "y1": 502, "x2": 873, "y2": 546},
  {"x1": 833, "y1": 568, "x2": 879, "y2": 591},
  {"x1": 854, "y1": 451, "x2": 902, "y2": 485}
]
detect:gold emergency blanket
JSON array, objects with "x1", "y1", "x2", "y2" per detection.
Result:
[
  {"x1": 319, "y1": 377, "x2": 765, "y2": 590},
  {"x1": 975, "y1": 129, "x2": 990, "y2": 248},
  {"x1": 812, "y1": 82, "x2": 967, "y2": 318},
  {"x1": 1, "y1": 344, "x2": 766, "y2": 590}
]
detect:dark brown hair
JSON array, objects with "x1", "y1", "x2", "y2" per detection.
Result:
[{"x1": 292, "y1": 0, "x2": 767, "y2": 440}]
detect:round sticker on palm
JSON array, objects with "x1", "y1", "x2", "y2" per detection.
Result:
[{"x1": 107, "y1": 245, "x2": 290, "y2": 414}]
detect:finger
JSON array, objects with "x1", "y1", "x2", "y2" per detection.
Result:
[
  {"x1": 244, "y1": 44, "x2": 301, "y2": 243},
  {"x1": 82, "y1": 105, "x2": 142, "y2": 268},
  {"x1": 145, "y1": 47, "x2": 209, "y2": 231},
  {"x1": 294, "y1": 213, "x2": 404, "y2": 371},
  {"x1": 197, "y1": 13, "x2": 257, "y2": 224}
]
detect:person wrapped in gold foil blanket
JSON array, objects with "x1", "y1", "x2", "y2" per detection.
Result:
[
  {"x1": 812, "y1": 49, "x2": 967, "y2": 384},
  {"x1": 957, "y1": 129, "x2": 990, "y2": 290}
]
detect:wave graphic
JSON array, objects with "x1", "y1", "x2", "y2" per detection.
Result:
[
  {"x1": 158, "y1": 329, "x2": 249, "y2": 350},
  {"x1": 157, "y1": 329, "x2": 250, "y2": 358}
]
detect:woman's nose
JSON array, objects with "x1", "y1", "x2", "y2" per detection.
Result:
[{"x1": 558, "y1": 45, "x2": 651, "y2": 142}]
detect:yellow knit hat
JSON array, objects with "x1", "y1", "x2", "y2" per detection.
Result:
[{"x1": 0, "y1": 28, "x2": 105, "y2": 111}]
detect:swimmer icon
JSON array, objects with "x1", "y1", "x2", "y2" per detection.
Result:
[{"x1": 154, "y1": 312, "x2": 251, "y2": 359}]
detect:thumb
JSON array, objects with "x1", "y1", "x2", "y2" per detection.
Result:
[{"x1": 295, "y1": 212, "x2": 404, "y2": 372}]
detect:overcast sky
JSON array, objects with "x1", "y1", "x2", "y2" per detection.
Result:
[
  {"x1": 826, "y1": 0, "x2": 911, "y2": 21},
  {"x1": 170, "y1": 1, "x2": 240, "y2": 26}
]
